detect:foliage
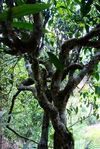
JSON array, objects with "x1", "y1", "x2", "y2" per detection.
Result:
[{"x1": 0, "y1": 3, "x2": 50, "y2": 21}]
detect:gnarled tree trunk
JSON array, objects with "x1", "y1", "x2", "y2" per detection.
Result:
[
  {"x1": 53, "y1": 97, "x2": 74, "y2": 149},
  {"x1": 38, "y1": 112, "x2": 49, "y2": 149}
]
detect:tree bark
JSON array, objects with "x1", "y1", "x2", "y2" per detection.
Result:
[
  {"x1": 53, "y1": 100, "x2": 74, "y2": 149},
  {"x1": 54, "y1": 132, "x2": 63, "y2": 149},
  {"x1": 38, "y1": 112, "x2": 49, "y2": 149},
  {"x1": 54, "y1": 128, "x2": 74, "y2": 149}
]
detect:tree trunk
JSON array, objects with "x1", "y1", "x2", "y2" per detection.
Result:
[
  {"x1": 54, "y1": 132, "x2": 63, "y2": 149},
  {"x1": 38, "y1": 112, "x2": 49, "y2": 149},
  {"x1": 53, "y1": 100, "x2": 74, "y2": 149},
  {"x1": 54, "y1": 130, "x2": 74, "y2": 149}
]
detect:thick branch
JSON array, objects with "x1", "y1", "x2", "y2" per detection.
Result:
[
  {"x1": 19, "y1": 78, "x2": 34, "y2": 86},
  {"x1": 39, "y1": 59, "x2": 54, "y2": 76},
  {"x1": 62, "y1": 63, "x2": 83, "y2": 81},
  {"x1": 60, "y1": 26, "x2": 100, "y2": 68},
  {"x1": 51, "y1": 70, "x2": 63, "y2": 96},
  {"x1": 38, "y1": 112, "x2": 49, "y2": 149},
  {"x1": 18, "y1": 84, "x2": 37, "y2": 98},
  {"x1": 24, "y1": 55, "x2": 32, "y2": 77},
  {"x1": 62, "y1": 27, "x2": 100, "y2": 51},
  {"x1": 61, "y1": 51, "x2": 100, "y2": 100}
]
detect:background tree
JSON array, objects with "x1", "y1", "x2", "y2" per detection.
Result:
[{"x1": 0, "y1": 0, "x2": 100, "y2": 148}]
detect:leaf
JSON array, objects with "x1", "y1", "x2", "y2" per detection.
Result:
[
  {"x1": 12, "y1": 21, "x2": 49, "y2": 33},
  {"x1": 47, "y1": 52, "x2": 64, "y2": 72},
  {"x1": 12, "y1": 21, "x2": 33, "y2": 31},
  {"x1": 0, "y1": 3, "x2": 51, "y2": 22},
  {"x1": 95, "y1": 86, "x2": 100, "y2": 96},
  {"x1": 96, "y1": 114, "x2": 99, "y2": 120},
  {"x1": 95, "y1": 104, "x2": 98, "y2": 109},
  {"x1": 50, "y1": 134, "x2": 54, "y2": 140},
  {"x1": 67, "y1": 109, "x2": 71, "y2": 115},
  {"x1": 95, "y1": 86, "x2": 98, "y2": 94},
  {"x1": 97, "y1": 87, "x2": 100, "y2": 96},
  {"x1": 75, "y1": 106, "x2": 78, "y2": 114},
  {"x1": 43, "y1": 28, "x2": 49, "y2": 33},
  {"x1": 94, "y1": 72, "x2": 99, "y2": 81}
]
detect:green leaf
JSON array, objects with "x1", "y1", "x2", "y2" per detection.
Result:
[
  {"x1": 95, "y1": 104, "x2": 98, "y2": 110},
  {"x1": 12, "y1": 21, "x2": 49, "y2": 33},
  {"x1": 0, "y1": 3, "x2": 51, "y2": 22},
  {"x1": 43, "y1": 28, "x2": 49, "y2": 33},
  {"x1": 96, "y1": 114, "x2": 99, "y2": 120},
  {"x1": 95, "y1": 86, "x2": 100, "y2": 96},
  {"x1": 12, "y1": 21, "x2": 33, "y2": 31},
  {"x1": 50, "y1": 134, "x2": 54, "y2": 140},
  {"x1": 47, "y1": 52, "x2": 64, "y2": 72},
  {"x1": 75, "y1": 106, "x2": 78, "y2": 114},
  {"x1": 97, "y1": 87, "x2": 100, "y2": 96},
  {"x1": 95, "y1": 86, "x2": 98, "y2": 94},
  {"x1": 94, "y1": 72, "x2": 99, "y2": 81},
  {"x1": 67, "y1": 109, "x2": 71, "y2": 115}
]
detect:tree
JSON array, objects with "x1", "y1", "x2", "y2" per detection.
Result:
[{"x1": 0, "y1": 0, "x2": 100, "y2": 148}]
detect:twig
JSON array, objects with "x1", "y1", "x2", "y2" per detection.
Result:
[
  {"x1": 69, "y1": 102, "x2": 93, "y2": 128},
  {"x1": 7, "y1": 126, "x2": 39, "y2": 144},
  {"x1": 78, "y1": 76, "x2": 90, "y2": 93},
  {"x1": 69, "y1": 115, "x2": 91, "y2": 128},
  {"x1": 7, "y1": 90, "x2": 21, "y2": 123},
  {"x1": 89, "y1": 83, "x2": 94, "y2": 91}
]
